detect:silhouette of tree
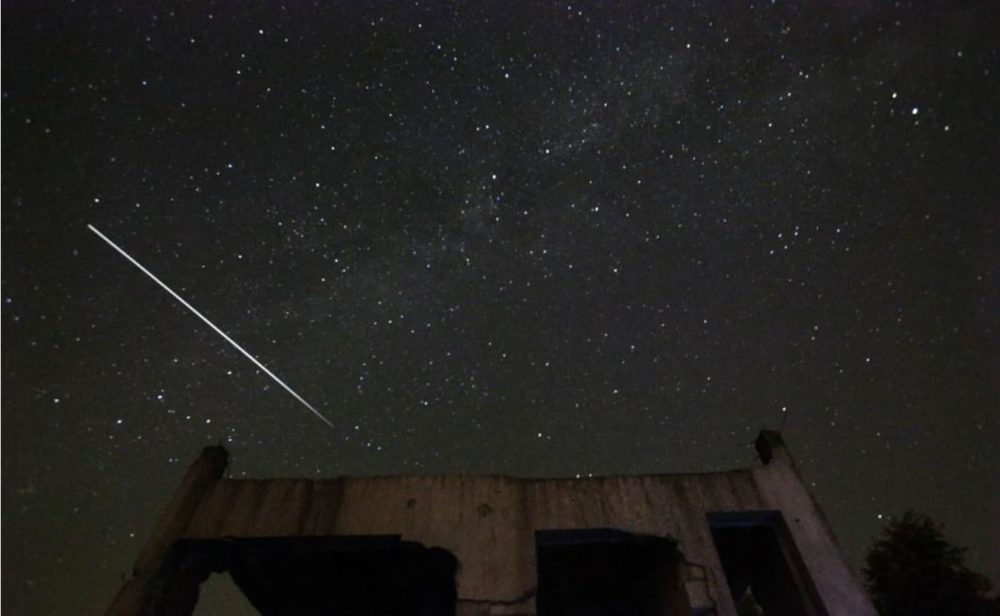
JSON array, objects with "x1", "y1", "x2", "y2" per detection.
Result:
[{"x1": 864, "y1": 511, "x2": 998, "y2": 616}]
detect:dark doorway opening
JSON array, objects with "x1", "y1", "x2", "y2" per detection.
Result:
[
  {"x1": 707, "y1": 511, "x2": 826, "y2": 616},
  {"x1": 535, "y1": 528, "x2": 691, "y2": 615},
  {"x1": 147, "y1": 535, "x2": 457, "y2": 616}
]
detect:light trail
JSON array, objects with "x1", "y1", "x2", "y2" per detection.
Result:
[{"x1": 87, "y1": 224, "x2": 334, "y2": 429}]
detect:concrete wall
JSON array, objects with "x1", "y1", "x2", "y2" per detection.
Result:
[{"x1": 106, "y1": 432, "x2": 876, "y2": 616}]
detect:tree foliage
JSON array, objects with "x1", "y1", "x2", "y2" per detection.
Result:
[{"x1": 864, "y1": 511, "x2": 997, "y2": 616}]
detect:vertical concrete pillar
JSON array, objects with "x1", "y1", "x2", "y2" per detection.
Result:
[{"x1": 105, "y1": 447, "x2": 228, "y2": 616}]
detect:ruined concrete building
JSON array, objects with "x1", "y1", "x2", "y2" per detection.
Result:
[{"x1": 107, "y1": 431, "x2": 876, "y2": 615}]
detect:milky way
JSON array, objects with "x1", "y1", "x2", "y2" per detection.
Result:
[{"x1": 3, "y1": 2, "x2": 998, "y2": 613}]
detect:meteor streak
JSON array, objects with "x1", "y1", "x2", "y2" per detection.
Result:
[{"x1": 87, "y1": 224, "x2": 334, "y2": 429}]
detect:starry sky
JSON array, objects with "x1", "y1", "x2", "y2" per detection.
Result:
[{"x1": 2, "y1": 1, "x2": 998, "y2": 613}]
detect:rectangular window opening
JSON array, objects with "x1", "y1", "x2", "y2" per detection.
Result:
[
  {"x1": 707, "y1": 511, "x2": 826, "y2": 616},
  {"x1": 154, "y1": 536, "x2": 457, "y2": 615},
  {"x1": 536, "y1": 528, "x2": 691, "y2": 615}
]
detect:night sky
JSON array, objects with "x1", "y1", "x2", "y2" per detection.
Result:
[{"x1": 3, "y1": 1, "x2": 998, "y2": 613}]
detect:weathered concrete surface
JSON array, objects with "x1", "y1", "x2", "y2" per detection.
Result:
[
  {"x1": 107, "y1": 432, "x2": 876, "y2": 616},
  {"x1": 751, "y1": 432, "x2": 876, "y2": 616},
  {"x1": 106, "y1": 447, "x2": 227, "y2": 615}
]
